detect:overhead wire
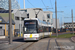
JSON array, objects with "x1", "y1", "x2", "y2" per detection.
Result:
[
  {"x1": 50, "y1": 0, "x2": 53, "y2": 9},
  {"x1": 27, "y1": 0, "x2": 35, "y2": 8},
  {"x1": 41, "y1": 0, "x2": 47, "y2": 8}
]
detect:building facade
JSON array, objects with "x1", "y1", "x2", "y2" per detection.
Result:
[
  {"x1": 13, "y1": 9, "x2": 27, "y2": 33},
  {"x1": 19, "y1": 8, "x2": 53, "y2": 25},
  {"x1": 0, "y1": 13, "x2": 15, "y2": 38},
  {"x1": 0, "y1": 9, "x2": 27, "y2": 38},
  {"x1": 52, "y1": 18, "x2": 60, "y2": 29},
  {"x1": 43, "y1": 11, "x2": 53, "y2": 25},
  {"x1": 64, "y1": 22, "x2": 75, "y2": 28}
]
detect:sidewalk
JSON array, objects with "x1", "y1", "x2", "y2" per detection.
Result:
[
  {"x1": 0, "y1": 37, "x2": 23, "y2": 40},
  {"x1": 0, "y1": 37, "x2": 24, "y2": 50},
  {"x1": 0, "y1": 41, "x2": 25, "y2": 50}
]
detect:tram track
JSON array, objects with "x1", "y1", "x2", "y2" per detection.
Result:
[
  {"x1": 23, "y1": 42, "x2": 35, "y2": 50},
  {"x1": 55, "y1": 39, "x2": 61, "y2": 50},
  {"x1": 13, "y1": 42, "x2": 28, "y2": 50},
  {"x1": 12, "y1": 42, "x2": 35, "y2": 50},
  {"x1": 47, "y1": 38, "x2": 63, "y2": 50},
  {"x1": 47, "y1": 39, "x2": 51, "y2": 50}
]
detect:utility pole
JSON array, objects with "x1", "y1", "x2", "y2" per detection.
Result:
[
  {"x1": 20, "y1": 13, "x2": 21, "y2": 37},
  {"x1": 72, "y1": 9, "x2": 74, "y2": 34},
  {"x1": 9, "y1": 0, "x2": 12, "y2": 44},
  {"x1": 24, "y1": 0, "x2": 25, "y2": 9},
  {"x1": 55, "y1": 0, "x2": 58, "y2": 37}
]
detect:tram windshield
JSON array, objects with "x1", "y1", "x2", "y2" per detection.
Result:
[{"x1": 24, "y1": 20, "x2": 37, "y2": 33}]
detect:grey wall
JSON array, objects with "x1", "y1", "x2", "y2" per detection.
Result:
[
  {"x1": 14, "y1": 10, "x2": 27, "y2": 33},
  {"x1": 53, "y1": 18, "x2": 60, "y2": 29},
  {"x1": 43, "y1": 11, "x2": 53, "y2": 24}
]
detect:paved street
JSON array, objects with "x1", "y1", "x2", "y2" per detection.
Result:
[
  {"x1": 24, "y1": 38, "x2": 75, "y2": 50},
  {"x1": 0, "y1": 37, "x2": 75, "y2": 50},
  {"x1": 0, "y1": 37, "x2": 23, "y2": 44}
]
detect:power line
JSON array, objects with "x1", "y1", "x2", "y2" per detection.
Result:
[
  {"x1": 41, "y1": 0, "x2": 46, "y2": 8},
  {"x1": 27, "y1": 0, "x2": 35, "y2": 7},
  {"x1": 50, "y1": 0, "x2": 53, "y2": 9}
]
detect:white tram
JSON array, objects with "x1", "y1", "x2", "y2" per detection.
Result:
[{"x1": 23, "y1": 18, "x2": 52, "y2": 41}]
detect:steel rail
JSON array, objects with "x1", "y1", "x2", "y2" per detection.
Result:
[
  {"x1": 23, "y1": 42, "x2": 35, "y2": 50},
  {"x1": 47, "y1": 39, "x2": 51, "y2": 50},
  {"x1": 13, "y1": 42, "x2": 27, "y2": 50}
]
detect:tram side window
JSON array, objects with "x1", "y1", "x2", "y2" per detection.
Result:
[
  {"x1": 38, "y1": 26, "x2": 43, "y2": 33},
  {"x1": 43, "y1": 27, "x2": 49, "y2": 32}
]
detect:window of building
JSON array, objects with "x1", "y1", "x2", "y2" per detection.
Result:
[
  {"x1": 69, "y1": 25, "x2": 70, "y2": 27},
  {"x1": 43, "y1": 20, "x2": 45, "y2": 21},
  {"x1": 51, "y1": 19, "x2": 53, "y2": 23},
  {"x1": 47, "y1": 14, "x2": 50, "y2": 18},
  {"x1": 47, "y1": 20, "x2": 49, "y2": 22},
  {"x1": 25, "y1": 10, "x2": 27, "y2": 12},
  {"x1": 21, "y1": 17, "x2": 24, "y2": 20},
  {"x1": 20, "y1": 10, "x2": 27, "y2": 12},
  {"x1": 15, "y1": 17, "x2": 19, "y2": 20},
  {"x1": 0, "y1": 27, "x2": 2, "y2": 29},
  {"x1": 27, "y1": 14, "x2": 29, "y2": 18}
]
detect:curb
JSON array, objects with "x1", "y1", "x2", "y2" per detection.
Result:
[{"x1": 71, "y1": 36, "x2": 75, "y2": 43}]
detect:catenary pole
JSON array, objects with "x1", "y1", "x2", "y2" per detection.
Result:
[
  {"x1": 24, "y1": 0, "x2": 25, "y2": 9},
  {"x1": 20, "y1": 13, "x2": 21, "y2": 37},
  {"x1": 72, "y1": 9, "x2": 74, "y2": 34},
  {"x1": 9, "y1": 0, "x2": 12, "y2": 44},
  {"x1": 55, "y1": 0, "x2": 58, "y2": 37}
]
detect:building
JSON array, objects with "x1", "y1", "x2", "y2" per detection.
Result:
[
  {"x1": 0, "y1": 10, "x2": 27, "y2": 38},
  {"x1": 0, "y1": 8, "x2": 53, "y2": 38},
  {"x1": 52, "y1": 18, "x2": 60, "y2": 29},
  {"x1": 19, "y1": 8, "x2": 53, "y2": 24},
  {"x1": 43, "y1": 11, "x2": 53, "y2": 25},
  {"x1": 0, "y1": 0, "x2": 20, "y2": 10},
  {"x1": 20, "y1": 8, "x2": 43, "y2": 20},
  {"x1": 13, "y1": 9, "x2": 27, "y2": 33},
  {"x1": 0, "y1": 12, "x2": 15, "y2": 38},
  {"x1": 64, "y1": 22, "x2": 75, "y2": 28}
]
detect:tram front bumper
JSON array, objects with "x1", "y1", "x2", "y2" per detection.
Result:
[{"x1": 24, "y1": 37, "x2": 39, "y2": 41}]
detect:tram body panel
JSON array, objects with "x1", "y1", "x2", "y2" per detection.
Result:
[{"x1": 24, "y1": 34, "x2": 39, "y2": 40}]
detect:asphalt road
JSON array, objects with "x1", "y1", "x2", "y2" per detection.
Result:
[
  {"x1": 23, "y1": 38, "x2": 75, "y2": 50},
  {"x1": 0, "y1": 37, "x2": 23, "y2": 44},
  {"x1": 0, "y1": 37, "x2": 75, "y2": 50}
]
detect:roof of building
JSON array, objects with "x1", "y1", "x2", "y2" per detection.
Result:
[
  {"x1": 0, "y1": 16, "x2": 6, "y2": 24},
  {"x1": 0, "y1": 14, "x2": 15, "y2": 24},
  {"x1": 0, "y1": 10, "x2": 13, "y2": 13},
  {"x1": 44, "y1": 11, "x2": 53, "y2": 13},
  {"x1": 19, "y1": 8, "x2": 43, "y2": 11}
]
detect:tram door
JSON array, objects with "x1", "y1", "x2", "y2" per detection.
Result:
[{"x1": 49, "y1": 27, "x2": 51, "y2": 32}]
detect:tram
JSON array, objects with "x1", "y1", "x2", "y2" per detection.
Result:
[{"x1": 23, "y1": 18, "x2": 52, "y2": 41}]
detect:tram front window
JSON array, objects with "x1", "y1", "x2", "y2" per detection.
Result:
[{"x1": 24, "y1": 20, "x2": 37, "y2": 33}]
